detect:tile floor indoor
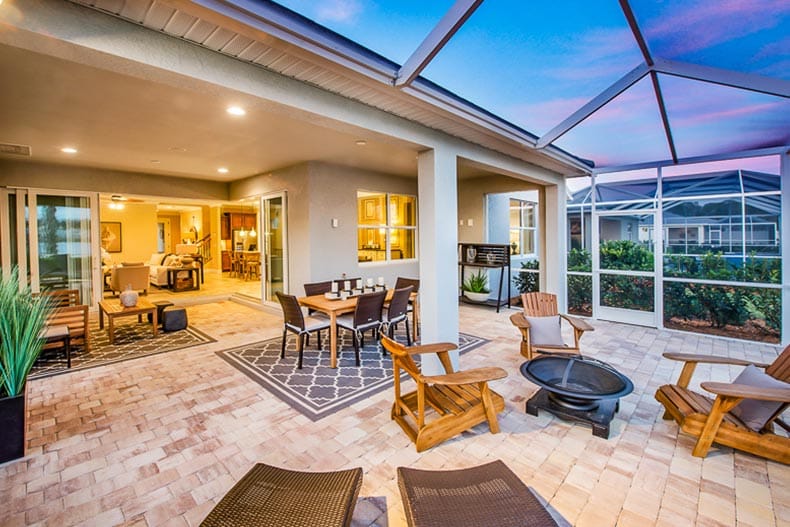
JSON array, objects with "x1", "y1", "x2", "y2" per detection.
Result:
[{"x1": 1, "y1": 300, "x2": 788, "y2": 526}]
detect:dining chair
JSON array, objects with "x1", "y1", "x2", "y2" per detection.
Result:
[
  {"x1": 275, "y1": 292, "x2": 330, "y2": 369},
  {"x1": 395, "y1": 277, "x2": 419, "y2": 336},
  {"x1": 382, "y1": 286, "x2": 413, "y2": 346},
  {"x1": 336, "y1": 290, "x2": 386, "y2": 366},
  {"x1": 304, "y1": 280, "x2": 333, "y2": 296}
]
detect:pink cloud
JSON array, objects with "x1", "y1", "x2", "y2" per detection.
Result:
[{"x1": 643, "y1": 0, "x2": 788, "y2": 57}]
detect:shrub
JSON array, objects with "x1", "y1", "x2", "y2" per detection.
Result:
[
  {"x1": 567, "y1": 248, "x2": 591, "y2": 272},
  {"x1": 567, "y1": 274, "x2": 592, "y2": 316},
  {"x1": 513, "y1": 260, "x2": 539, "y2": 294},
  {"x1": 599, "y1": 240, "x2": 653, "y2": 271}
]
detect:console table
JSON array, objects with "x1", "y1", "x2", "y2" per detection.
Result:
[
  {"x1": 458, "y1": 243, "x2": 511, "y2": 312},
  {"x1": 166, "y1": 267, "x2": 200, "y2": 292}
]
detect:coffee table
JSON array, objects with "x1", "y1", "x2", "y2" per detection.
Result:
[{"x1": 98, "y1": 298, "x2": 158, "y2": 344}]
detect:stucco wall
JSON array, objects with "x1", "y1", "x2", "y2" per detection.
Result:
[
  {"x1": 457, "y1": 175, "x2": 541, "y2": 243},
  {"x1": 231, "y1": 162, "x2": 418, "y2": 295}
]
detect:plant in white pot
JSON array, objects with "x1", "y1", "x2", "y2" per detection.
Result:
[
  {"x1": 462, "y1": 270, "x2": 490, "y2": 303},
  {"x1": 0, "y1": 268, "x2": 52, "y2": 464}
]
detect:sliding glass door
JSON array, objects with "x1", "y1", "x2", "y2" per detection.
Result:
[{"x1": 1, "y1": 188, "x2": 98, "y2": 303}]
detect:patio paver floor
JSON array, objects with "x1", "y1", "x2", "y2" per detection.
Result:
[{"x1": 1, "y1": 301, "x2": 787, "y2": 526}]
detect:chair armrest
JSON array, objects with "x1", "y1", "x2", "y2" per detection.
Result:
[
  {"x1": 662, "y1": 352, "x2": 768, "y2": 368},
  {"x1": 702, "y1": 382, "x2": 790, "y2": 403},
  {"x1": 560, "y1": 314, "x2": 593, "y2": 332},
  {"x1": 404, "y1": 342, "x2": 458, "y2": 356},
  {"x1": 509, "y1": 312, "x2": 530, "y2": 329},
  {"x1": 425, "y1": 367, "x2": 508, "y2": 386}
]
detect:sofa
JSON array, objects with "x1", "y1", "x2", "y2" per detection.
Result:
[{"x1": 148, "y1": 253, "x2": 199, "y2": 287}]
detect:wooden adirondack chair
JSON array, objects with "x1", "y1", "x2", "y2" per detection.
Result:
[
  {"x1": 655, "y1": 345, "x2": 790, "y2": 464},
  {"x1": 380, "y1": 335, "x2": 507, "y2": 452},
  {"x1": 509, "y1": 292, "x2": 593, "y2": 359}
]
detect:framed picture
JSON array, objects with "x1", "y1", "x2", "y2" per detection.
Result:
[{"x1": 100, "y1": 222, "x2": 122, "y2": 253}]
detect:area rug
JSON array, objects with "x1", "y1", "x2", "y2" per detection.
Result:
[
  {"x1": 216, "y1": 330, "x2": 489, "y2": 421},
  {"x1": 30, "y1": 319, "x2": 215, "y2": 379}
]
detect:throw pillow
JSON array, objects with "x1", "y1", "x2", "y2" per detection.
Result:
[
  {"x1": 525, "y1": 315, "x2": 565, "y2": 346},
  {"x1": 730, "y1": 364, "x2": 789, "y2": 432}
]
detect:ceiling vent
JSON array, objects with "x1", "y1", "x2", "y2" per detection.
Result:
[{"x1": 0, "y1": 143, "x2": 32, "y2": 157}]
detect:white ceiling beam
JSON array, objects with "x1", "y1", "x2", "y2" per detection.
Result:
[
  {"x1": 649, "y1": 71, "x2": 678, "y2": 163},
  {"x1": 591, "y1": 145, "x2": 790, "y2": 174},
  {"x1": 536, "y1": 63, "x2": 650, "y2": 149},
  {"x1": 653, "y1": 58, "x2": 790, "y2": 98},
  {"x1": 394, "y1": 0, "x2": 483, "y2": 87},
  {"x1": 393, "y1": 0, "x2": 483, "y2": 87}
]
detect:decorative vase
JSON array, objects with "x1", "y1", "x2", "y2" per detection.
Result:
[
  {"x1": 0, "y1": 388, "x2": 26, "y2": 464},
  {"x1": 466, "y1": 247, "x2": 477, "y2": 263},
  {"x1": 119, "y1": 285, "x2": 138, "y2": 307}
]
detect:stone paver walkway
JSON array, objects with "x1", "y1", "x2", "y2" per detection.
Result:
[{"x1": 1, "y1": 301, "x2": 787, "y2": 526}]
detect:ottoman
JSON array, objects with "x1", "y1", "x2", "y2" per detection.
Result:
[
  {"x1": 148, "y1": 301, "x2": 174, "y2": 326},
  {"x1": 162, "y1": 306, "x2": 188, "y2": 332}
]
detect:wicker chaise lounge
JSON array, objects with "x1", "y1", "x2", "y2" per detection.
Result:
[
  {"x1": 398, "y1": 460, "x2": 563, "y2": 527},
  {"x1": 200, "y1": 463, "x2": 363, "y2": 527}
]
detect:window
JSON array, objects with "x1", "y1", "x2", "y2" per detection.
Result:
[
  {"x1": 357, "y1": 191, "x2": 416, "y2": 263},
  {"x1": 509, "y1": 199, "x2": 537, "y2": 256}
]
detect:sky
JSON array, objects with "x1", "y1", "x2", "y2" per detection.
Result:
[{"x1": 275, "y1": 1, "x2": 789, "y2": 170}]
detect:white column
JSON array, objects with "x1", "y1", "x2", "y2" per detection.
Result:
[
  {"x1": 418, "y1": 148, "x2": 459, "y2": 374},
  {"x1": 542, "y1": 183, "x2": 566, "y2": 310},
  {"x1": 781, "y1": 153, "x2": 789, "y2": 347}
]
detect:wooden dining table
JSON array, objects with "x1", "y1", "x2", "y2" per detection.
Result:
[{"x1": 298, "y1": 290, "x2": 419, "y2": 368}]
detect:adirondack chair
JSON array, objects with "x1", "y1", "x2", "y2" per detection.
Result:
[
  {"x1": 380, "y1": 335, "x2": 507, "y2": 452},
  {"x1": 655, "y1": 345, "x2": 790, "y2": 464},
  {"x1": 509, "y1": 292, "x2": 593, "y2": 359}
]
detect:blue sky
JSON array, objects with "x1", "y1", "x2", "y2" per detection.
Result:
[{"x1": 276, "y1": 1, "x2": 788, "y2": 170}]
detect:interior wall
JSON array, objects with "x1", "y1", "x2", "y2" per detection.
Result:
[{"x1": 100, "y1": 202, "x2": 158, "y2": 264}]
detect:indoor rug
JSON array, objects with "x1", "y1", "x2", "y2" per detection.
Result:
[
  {"x1": 216, "y1": 330, "x2": 489, "y2": 421},
  {"x1": 30, "y1": 319, "x2": 215, "y2": 379}
]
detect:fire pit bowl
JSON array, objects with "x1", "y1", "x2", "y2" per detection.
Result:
[{"x1": 520, "y1": 354, "x2": 634, "y2": 438}]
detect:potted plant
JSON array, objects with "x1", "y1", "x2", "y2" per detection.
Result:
[
  {"x1": 0, "y1": 268, "x2": 52, "y2": 464},
  {"x1": 463, "y1": 270, "x2": 490, "y2": 303}
]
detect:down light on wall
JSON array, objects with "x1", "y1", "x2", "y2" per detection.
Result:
[
  {"x1": 108, "y1": 195, "x2": 126, "y2": 210},
  {"x1": 226, "y1": 106, "x2": 246, "y2": 116},
  {"x1": 61, "y1": 147, "x2": 78, "y2": 154}
]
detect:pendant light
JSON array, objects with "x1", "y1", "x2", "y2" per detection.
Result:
[{"x1": 249, "y1": 202, "x2": 257, "y2": 238}]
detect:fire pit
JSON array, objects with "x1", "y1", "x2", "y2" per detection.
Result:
[{"x1": 520, "y1": 354, "x2": 633, "y2": 438}]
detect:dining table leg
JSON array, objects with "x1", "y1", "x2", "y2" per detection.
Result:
[{"x1": 329, "y1": 312, "x2": 338, "y2": 368}]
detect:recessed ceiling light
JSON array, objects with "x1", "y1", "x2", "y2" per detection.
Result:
[
  {"x1": 355, "y1": 140, "x2": 367, "y2": 146},
  {"x1": 226, "y1": 106, "x2": 246, "y2": 116},
  {"x1": 151, "y1": 160, "x2": 161, "y2": 164},
  {"x1": 169, "y1": 146, "x2": 187, "y2": 152},
  {"x1": 61, "y1": 147, "x2": 78, "y2": 154},
  {"x1": 217, "y1": 167, "x2": 229, "y2": 174}
]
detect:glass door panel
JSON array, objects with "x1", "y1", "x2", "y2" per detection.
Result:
[
  {"x1": 595, "y1": 212, "x2": 657, "y2": 326},
  {"x1": 33, "y1": 194, "x2": 94, "y2": 303},
  {"x1": 262, "y1": 193, "x2": 287, "y2": 302}
]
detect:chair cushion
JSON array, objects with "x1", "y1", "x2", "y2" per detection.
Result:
[
  {"x1": 730, "y1": 364, "x2": 789, "y2": 432},
  {"x1": 525, "y1": 315, "x2": 565, "y2": 346},
  {"x1": 304, "y1": 316, "x2": 331, "y2": 332},
  {"x1": 121, "y1": 262, "x2": 144, "y2": 267},
  {"x1": 335, "y1": 314, "x2": 355, "y2": 330}
]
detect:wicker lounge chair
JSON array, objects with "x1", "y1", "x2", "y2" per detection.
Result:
[
  {"x1": 200, "y1": 463, "x2": 363, "y2": 527},
  {"x1": 398, "y1": 460, "x2": 561, "y2": 527}
]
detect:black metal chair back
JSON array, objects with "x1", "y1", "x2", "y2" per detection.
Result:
[{"x1": 304, "y1": 281, "x2": 332, "y2": 296}]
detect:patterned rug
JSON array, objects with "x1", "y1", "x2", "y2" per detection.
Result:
[
  {"x1": 216, "y1": 329, "x2": 489, "y2": 421},
  {"x1": 30, "y1": 319, "x2": 215, "y2": 379}
]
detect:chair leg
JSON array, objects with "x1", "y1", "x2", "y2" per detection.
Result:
[
  {"x1": 405, "y1": 319, "x2": 412, "y2": 346},
  {"x1": 281, "y1": 329, "x2": 287, "y2": 359},
  {"x1": 352, "y1": 332, "x2": 360, "y2": 366},
  {"x1": 316, "y1": 330, "x2": 323, "y2": 351},
  {"x1": 297, "y1": 334, "x2": 305, "y2": 369}
]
